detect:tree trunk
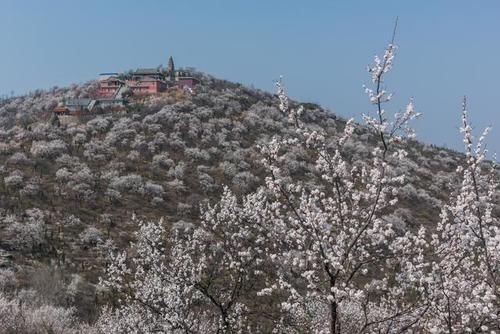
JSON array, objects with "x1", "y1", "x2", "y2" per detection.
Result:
[
  {"x1": 331, "y1": 300, "x2": 338, "y2": 334},
  {"x1": 329, "y1": 273, "x2": 339, "y2": 334}
]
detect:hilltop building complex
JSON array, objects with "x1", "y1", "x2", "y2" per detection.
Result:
[
  {"x1": 96, "y1": 56, "x2": 199, "y2": 98},
  {"x1": 54, "y1": 56, "x2": 199, "y2": 115}
]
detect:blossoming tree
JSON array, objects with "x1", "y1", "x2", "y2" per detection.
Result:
[
  {"x1": 97, "y1": 37, "x2": 499, "y2": 333},
  {"x1": 257, "y1": 39, "x2": 432, "y2": 333},
  {"x1": 419, "y1": 99, "x2": 500, "y2": 333}
]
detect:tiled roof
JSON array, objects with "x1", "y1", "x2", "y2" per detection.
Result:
[
  {"x1": 66, "y1": 98, "x2": 91, "y2": 107},
  {"x1": 133, "y1": 68, "x2": 162, "y2": 75},
  {"x1": 53, "y1": 106, "x2": 68, "y2": 112}
]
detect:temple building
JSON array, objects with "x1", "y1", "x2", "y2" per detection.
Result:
[
  {"x1": 97, "y1": 77, "x2": 125, "y2": 97},
  {"x1": 96, "y1": 56, "x2": 199, "y2": 98},
  {"x1": 175, "y1": 70, "x2": 200, "y2": 89}
]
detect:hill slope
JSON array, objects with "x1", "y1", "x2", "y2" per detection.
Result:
[{"x1": 0, "y1": 72, "x2": 494, "y2": 324}]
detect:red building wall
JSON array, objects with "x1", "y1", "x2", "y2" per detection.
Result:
[
  {"x1": 126, "y1": 79, "x2": 166, "y2": 94},
  {"x1": 97, "y1": 77, "x2": 168, "y2": 97},
  {"x1": 176, "y1": 77, "x2": 199, "y2": 89},
  {"x1": 97, "y1": 80, "x2": 122, "y2": 97}
]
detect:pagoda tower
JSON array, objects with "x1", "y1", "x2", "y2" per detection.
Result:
[{"x1": 167, "y1": 56, "x2": 175, "y2": 80}]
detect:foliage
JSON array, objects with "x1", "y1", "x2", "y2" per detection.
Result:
[{"x1": 96, "y1": 41, "x2": 500, "y2": 333}]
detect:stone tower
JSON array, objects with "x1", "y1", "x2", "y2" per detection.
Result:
[{"x1": 167, "y1": 56, "x2": 175, "y2": 79}]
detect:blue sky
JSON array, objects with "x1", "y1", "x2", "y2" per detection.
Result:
[{"x1": 1, "y1": 1, "x2": 499, "y2": 153}]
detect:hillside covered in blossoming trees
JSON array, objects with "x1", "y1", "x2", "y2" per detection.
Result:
[{"x1": 0, "y1": 42, "x2": 498, "y2": 333}]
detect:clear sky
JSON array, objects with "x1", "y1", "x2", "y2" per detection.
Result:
[{"x1": 1, "y1": 1, "x2": 499, "y2": 154}]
